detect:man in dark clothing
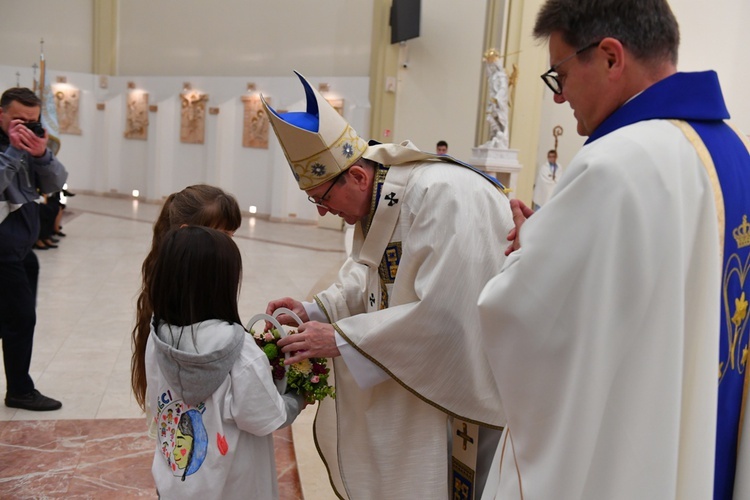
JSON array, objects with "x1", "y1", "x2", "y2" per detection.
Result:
[{"x1": 0, "y1": 87, "x2": 67, "y2": 411}]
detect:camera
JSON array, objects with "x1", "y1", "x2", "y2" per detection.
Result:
[{"x1": 24, "y1": 121, "x2": 45, "y2": 138}]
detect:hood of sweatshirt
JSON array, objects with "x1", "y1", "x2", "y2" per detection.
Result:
[{"x1": 151, "y1": 319, "x2": 245, "y2": 406}]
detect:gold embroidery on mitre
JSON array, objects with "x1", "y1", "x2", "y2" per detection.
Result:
[
  {"x1": 734, "y1": 215, "x2": 750, "y2": 249},
  {"x1": 292, "y1": 124, "x2": 368, "y2": 190}
]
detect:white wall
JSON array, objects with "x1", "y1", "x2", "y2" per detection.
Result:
[{"x1": 0, "y1": 64, "x2": 369, "y2": 223}]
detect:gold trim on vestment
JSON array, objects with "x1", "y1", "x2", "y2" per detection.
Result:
[
  {"x1": 726, "y1": 121, "x2": 750, "y2": 452},
  {"x1": 668, "y1": 120, "x2": 725, "y2": 261},
  {"x1": 311, "y1": 404, "x2": 347, "y2": 500},
  {"x1": 332, "y1": 323, "x2": 504, "y2": 430},
  {"x1": 671, "y1": 119, "x2": 750, "y2": 455},
  {"x1": 498, "y1": 429, "x2": 525, "y2": 500}
]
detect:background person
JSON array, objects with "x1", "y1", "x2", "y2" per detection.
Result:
[
  {"x1": 478, "y1": 1, "x2": 750, "y2": 498},
  {"x1": 0, "y1": 87, "x2": 67, "y2": 412},
  {"x1": 531, "y1": 149, "x2": 563, "y2": 209}
]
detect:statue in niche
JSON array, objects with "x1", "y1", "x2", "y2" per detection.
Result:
[
  {"x1": 54, "y1": 88, "x2": 82, "y2": 135},
  {"x1": 481, "y1": 48, "x2": 510, "y2": 150},
  {"x1": 180, "y1": 91, "x2": 209, "y2": 144},
  {"x1": 125, "y1": 91, "x2": 149, "y2": 140},
  {"x1": 242, "y1": 94, "x2": 269, "y2": 148}
]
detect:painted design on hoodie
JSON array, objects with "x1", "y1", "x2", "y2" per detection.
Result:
[{"x1": 156, "y1": 391, "x2": 208, "y2": 481}]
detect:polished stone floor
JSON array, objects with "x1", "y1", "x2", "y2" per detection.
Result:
[{"x1": 0, "y1": 193, "x2": 344, "y2": 499}]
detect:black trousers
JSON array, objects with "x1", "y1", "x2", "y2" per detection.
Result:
[{"x1": 0, "y1": 251, "x2": 38, "y2": 396}]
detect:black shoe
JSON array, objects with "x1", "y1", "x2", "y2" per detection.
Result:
[
  {"x1": 49, "y1": 237, "x2": 60, "y2": 243},
  {"x1": 5, "y1": 389, "x2": 62, "y2": 411},
  {"x1": 62, "y1": 189, "x2": 76, "y2": 197},
  {"x1": 33, "y1": 241, "x2": 49, "y2": 250},
  {"x1": 55, "y1": 231, "x2": 66, "y2": 237},
  {"x1": 43, "y1": 240, "x2": 59, "y2": 248}
]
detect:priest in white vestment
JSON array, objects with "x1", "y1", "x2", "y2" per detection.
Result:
[
  {"x1": 531, "y1": 149, "x2": 563, "y2": 209},
  {"x1": 478, "y1": 1, "x2": 750, "y2": 499},
  {"x1": 261, "y1": 73, "x2": 515, "y2": 499}
]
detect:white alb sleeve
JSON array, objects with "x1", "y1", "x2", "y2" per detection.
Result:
[{"x1": 303, "y1": 300, "x2": 389, "y2": 389}]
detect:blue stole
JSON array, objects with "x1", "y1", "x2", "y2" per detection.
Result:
[{"x1": 587, "y1": 71, "x2": 750, "y2": 500}]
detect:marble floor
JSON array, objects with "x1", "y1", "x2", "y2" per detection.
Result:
[{"x1": 0, "y1": 193, "x2": 344, "y2": 499}]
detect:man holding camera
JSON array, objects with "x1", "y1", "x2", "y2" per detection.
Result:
[{"x1": 0, "y1": 87, "x2": 67, "y2": 411}]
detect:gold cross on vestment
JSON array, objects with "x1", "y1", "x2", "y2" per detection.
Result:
[{"x1": 456, "y1": 422, "x2": 475, "y2": 451}]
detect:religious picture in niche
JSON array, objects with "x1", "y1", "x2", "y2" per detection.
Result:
[
  {"x1": 124, "y1": 91, "x2": 149, "y2": 140},
  {"x1": 54, "y1": 87, "x2": 82, "y2": 135},
  {"x1": 241, "y1": 94, "x2": 270, "y2": 149},
  {"x1": 180, "y1": 91, "x2": 209, "y2": 144},
  {"x1": 326, "y1": 98, "x2": 345, "y2": 117}
]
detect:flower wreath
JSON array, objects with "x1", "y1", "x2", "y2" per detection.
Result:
[{"x1": 247, "y1": 308, "x2": 335, "y2": 404}]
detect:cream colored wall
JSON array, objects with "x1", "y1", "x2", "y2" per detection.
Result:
[
  {"x1": 116, "y1": 0, "x2": 372, "y2": 77},
  {"x1": 0, "y1": 0, "x2": 93, "y2": 74},
  {"x1": 671, "y1": 0, "x2": 749, "y2": 133},
  {"x1": 0, "y1": 0, "x2": 372, "y2": 77},
  {"x1": 387, "y1": 0, "x2": 489, "y2": 159}
]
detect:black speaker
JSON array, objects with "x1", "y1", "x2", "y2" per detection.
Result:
[{"x1": 390, "y1": 0, "x2": 421, "y2": 44}]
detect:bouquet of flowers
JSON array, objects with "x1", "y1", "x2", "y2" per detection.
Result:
[{"x1": 247, "y1": 309, "x2": 335, "y2": 404}]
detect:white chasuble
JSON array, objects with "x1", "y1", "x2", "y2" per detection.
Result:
[
  {"x1": 313, "y1": 142, "x2": 514, "y2": 499},
  {"x1": 479, "y1": 120, "x2": 721, "y2": 500}
]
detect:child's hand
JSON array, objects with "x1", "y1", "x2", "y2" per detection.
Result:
[{"x1": 264, "y1": 297, "x2": 308, "y2": 331}]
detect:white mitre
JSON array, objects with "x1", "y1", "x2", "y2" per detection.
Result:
[{"x1": 261, "y1": 72, "x2": 368, "y2": 191}]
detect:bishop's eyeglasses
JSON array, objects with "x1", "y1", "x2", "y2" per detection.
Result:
[
  {"x1": 540, "y1": 40, "x2": 601, "y2": 95},
  {"x1": 307, "y1": 171, "x2": 345, "y2": 208}
]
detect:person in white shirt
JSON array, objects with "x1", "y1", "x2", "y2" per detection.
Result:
[{"x1": 531, "y1": 149, "x2": 563, "y2": 209}]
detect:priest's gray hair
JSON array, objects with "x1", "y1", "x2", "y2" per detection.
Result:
[{"x1": 533, "y1": 0, "x2": 680, "y2": 65}]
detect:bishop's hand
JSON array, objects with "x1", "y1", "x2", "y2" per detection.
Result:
[{"x1": 277, "y1": 321, "x2": 340, "y2": 365}]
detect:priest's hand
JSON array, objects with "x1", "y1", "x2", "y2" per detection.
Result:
[
  {"x1": 277, "y1": 321, "x2": 340, "y2": 364},
  {"x1": 505, "y1": 198, "x2": 535, "y2": 255},
  {"x1": 265, "y1": 297, "x2": 309, "y2": 331}
]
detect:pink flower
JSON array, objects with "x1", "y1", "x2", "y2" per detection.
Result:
[
  {"x1": 263, "y1": 332, "x2": 275, "y2": 342},
  {"x1": 311, "y1": 375, "x2": 320, "y2": 383}
]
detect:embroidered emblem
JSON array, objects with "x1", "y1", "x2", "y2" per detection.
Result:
[
  {"x1": 384, "y1": 192, "x2": 399, "y2": 206},
  {"x1": 719, "y1": 252, "x2": 750, "y2": 383},
  {"x1": 733, "y1": 214, "x2": 750, "y2": 248},
  {"x1": 369, "y1": 293, "x2": 376, "y2": 307},
  {"x1": 456, "y1": 422, "x2": 475, "y2": 451},
  {"x1": 342, "y1": 142, "x2": 354, "y2": 159},
  {"x1": 311, "y1": 162, "x2": 327, "y2": 177},
  {"x1": 378, "y1": 242, "x2": 402, "y2": 286}
]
